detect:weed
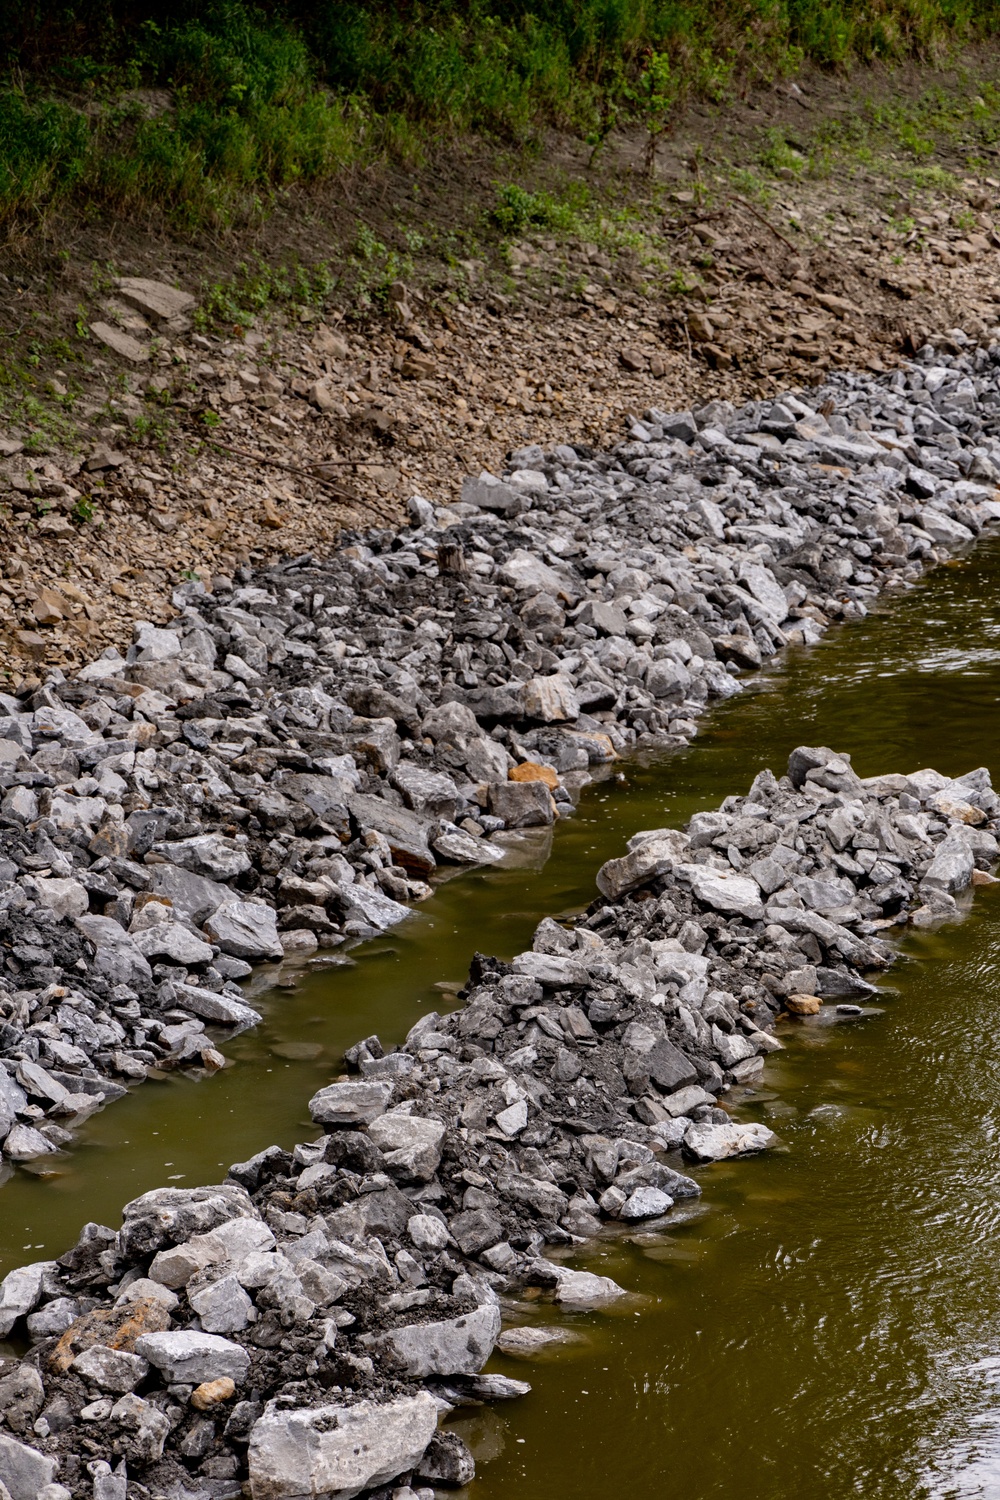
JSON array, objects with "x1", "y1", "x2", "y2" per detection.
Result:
[
  {"x1": 490, "y1": 183, "x2": 577, "y2": 235},
  {"x1": 72, "y1": 496, "x2": 95, "y2": 522}
]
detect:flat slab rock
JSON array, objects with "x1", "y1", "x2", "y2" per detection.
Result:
[{"x1": 247, "y1": 1391, "x2": 439, "y2": 1500}]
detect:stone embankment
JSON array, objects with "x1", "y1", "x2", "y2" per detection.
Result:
[
  {"x1": 3, "y1": 340, "x2": 1000, "y2": 1493},
  {"x1": 4, "y1": 344, "x2": 1000, "y2": 1170},
  {"x1": 0, "y1": 738, "x2": 997, "y2": 1499}
]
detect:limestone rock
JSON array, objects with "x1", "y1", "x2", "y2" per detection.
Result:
[{"x1": 247, "y1": 1392, "x2": 438, "y2": 1500}]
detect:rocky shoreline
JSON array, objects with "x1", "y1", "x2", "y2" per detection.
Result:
[
  {"x1": 4, "y1": 343, "x2": 1000, "y2": 1171},
  {"x1": 3, "y1": 341, "x2": 1000, "y2": 1494},
  {"x1": 0, "y1": 738, "x2": 998, "y2": 1499}
]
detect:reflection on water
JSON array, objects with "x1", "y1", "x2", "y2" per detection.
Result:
[{"x1": 7, "y1": 546, "x2": 1000, "y2": 1495}]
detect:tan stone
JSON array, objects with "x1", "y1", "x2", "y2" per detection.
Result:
[
  {"x1": 116, "y1": 277, "x2": 196, "y2": 321},
  {"x1": 786, "y1": 994, "x2": 822, "y2": 1015},
  {"x1": 191, "y1": 1376, "x2": 236, "y2": 1409},
  {"x1": 509, "y1": 761, "x2": 558, "y2": 789},
  {"x1": 90, "y1": 321, "x2": 149, "y2": 362},
  {"x1": 31, "y1": 588, "x2": 70, "y2": 624}
]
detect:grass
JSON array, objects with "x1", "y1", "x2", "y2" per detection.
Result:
[{"x1": 2, "y1": 1, "x2": 1000, "y2": 232}]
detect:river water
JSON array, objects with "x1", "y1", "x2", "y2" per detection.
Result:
[{"x1": 5, "y1": 541, "x2": 1000, "y2": 1497}]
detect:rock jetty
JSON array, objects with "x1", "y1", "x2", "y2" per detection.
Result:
[
  {"x1": 3, "y1": 347, "x2": 1000, "y2": 1168},
  {"x1": 0, "y1": 737, "x2": 997, "y2": 1498}
]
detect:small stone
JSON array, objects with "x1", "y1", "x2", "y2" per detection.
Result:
[
  {"x1": 89, "y1": 322, "x2": 149, "y2": 362},
  {"x1": 190, "y1": 1376, "x2": 236, "y2": 1410}
]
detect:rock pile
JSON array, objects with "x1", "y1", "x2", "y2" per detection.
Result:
[
  {"x1": 0, "y1": 733, "x2": 997, "y2": 1497},
  {"x1": 3, "y1": 346, "x2": 1000, "y2": 1170}
]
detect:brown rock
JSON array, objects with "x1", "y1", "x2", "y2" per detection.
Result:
[
  {"x1": 786, "y1": 994, "x2": 822, "y2": 1015},
  {"x1": 116, "y1": 277, "x2": 196, "y2": 322},
  {"x1": 308, "y1": 380, "x2": 337, "y2": 412},
  {"x1": 401, "y1": 353, "x2": 437, "y2": 379},
  {"x1": 619, "y1": 349, "x2": 647, "y2": 372},
  {"x1": 31, "y1": 588, "x2": 70, "y2": 625},
  {"x1": 50, "y1": 1297, "x2": 171, "y2": 1374},
  {"x1": 191, "y1": 1377, "x2": 236, "y2": 1409},
  {"x1": 509, "y1": 761, "x2": 559, "y2": 789}
]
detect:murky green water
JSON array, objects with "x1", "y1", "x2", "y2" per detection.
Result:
[{"x1": 6, "y1": 543, "x2": 1000, "y2": 1496}]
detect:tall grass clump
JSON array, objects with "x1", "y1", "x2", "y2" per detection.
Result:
[{"x1": 1, "y1": 0, "x2": 999, "y2": 230}]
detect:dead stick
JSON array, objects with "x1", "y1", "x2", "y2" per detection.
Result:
[
  {"x1": 204, "y1": 438, "x2": 399, "y2": 524},
  {"x1": 730, "y1": 194, "x2": 798, "y2": 254}
]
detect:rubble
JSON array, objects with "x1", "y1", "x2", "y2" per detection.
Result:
[
  {"x1": 2, "y1": 351, "x2": 1000, "y2": 1169},
  {"x1": 0, "y1": 723, "x2": 997, "y2": 1494},
  {"x1": 2, "y1": 346, "x2": 1000, "y2": 1493}
]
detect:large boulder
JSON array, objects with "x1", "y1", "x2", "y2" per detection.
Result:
[
  {"x1": 381, "y1": 1303, "x2": 501, "y2": 1378},
  {"x1": 247, "y1": 1392, "x2": 438, "y2": 1500},
  {"x1": 204, "y1": 898, "x2": 283, "y2": 960},
  {"x1": 119, "y1": 1183, "x2": 258, "y2": 1260},
  {"x1": 0, "y1": 1261, "x2": 52, "y2": 1337},
  {"x1": 596, "y1": 829, "x2": 689, "y2": 900},
  {"x1": 366, "y1": 1112, "x2": 445, "y2": 1182},
  {"x1": 75, "y1": 916, "x2": 152, "y2": 989}
]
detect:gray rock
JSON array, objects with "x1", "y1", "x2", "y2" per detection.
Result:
[
  {"x1": 72, "y1": 1344, "x2": 149, "y2": 1393},
  {"x1": 247, "y1": 1392, "x2": 439, "y2": 1500},
  {"x1": 367, "y1": 1112, "x2": 445, "y2": 1182},
  {"x1": 382, "y1": 1303, "x2": 501, "y2": 1377},
  {"x1": 75, "y1": 915, "x2": 153, "y2": 989},
  {"x1": 188, "y1": 1274, "x2": 254, "y2": 1333},
  {"x1": 487, "y1": 781, "x2": 554, "y2": 828},
  {"x1": 310, "y1": 1080, "x2": 393, "y2": 1127},
  {"x1": 0, "y1": 1433, "x2": 57, "y2": 1500},
  {"x1": 683, "y1": 1121, "x2": 776, "y2": 1161},
  {"x1": 680, "y1": 864, "x2": 765, "y2": 920},
  {"x1": 134, "y1": 1330, "x2": 250, "y2": 1385},
  {"x1": 0, "y1": 1262, "x2": 50, "y2": 1336},
  {"x1": 131, "y1": 922, "x2": 214, "y2": 965},
  {"x1": 147, "y1": 863, "x2": 228, "y2": 924},
  {"x1": 204, "y1": 898, "x2": 283, "y2": 960}
]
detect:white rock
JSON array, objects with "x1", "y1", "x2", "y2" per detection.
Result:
[
  {"x1": 620, "y1": 1187, "x2": 674, "y2": 1220},
  {"x1": 683, "y1": 1121, "x2": 776, "y2": 1162},
  {"x1": 551, "y1": 1268, "x2": 628, "y2": 1306},
  {"x1": 188, "y1": 1274, "x2": 254, "y2": 1333},
  {"x1": 247, "y1": 1392, "x2": 439, "y2": 1500},
  {"x1": 368, "y1": 1112, "x2": 445, "y2": 1182},
  {"x1": 310, "y1": 1080, "x2": 393, "y2": 1127},
  {"x1": 131, "y1": 923, "x2": 215, "y2": 965},
  {"x1": 596, "y1": 830, "x2": 690, "y2": 899},
  {"x1": 204, "y1": 897, "x2": 283, "y2": 960},
  {"x1": 32, "y1": 877, "x2": 89, "y2": 919},
  {"x1": 495, "y1": 1100, "x2": 529, "y2": 1137},
  {"x1": 679, "y1": 864, "x2": 765, "y2": 921},
  {"x1": 407, "y1": 1214, "x2": 451, "y2": 1252}
]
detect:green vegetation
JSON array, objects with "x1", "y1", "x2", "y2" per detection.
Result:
[{"x1": 1, "y1": 0, "x2": 999, "y2": 231}]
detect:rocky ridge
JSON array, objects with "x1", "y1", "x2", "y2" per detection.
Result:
[
  {"x1": 3, "y1": 342, "x2": 1000, "y2": 1175},
  {"x1": 0, "y1": 735, "x2": 997, "y2": 1499}
]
